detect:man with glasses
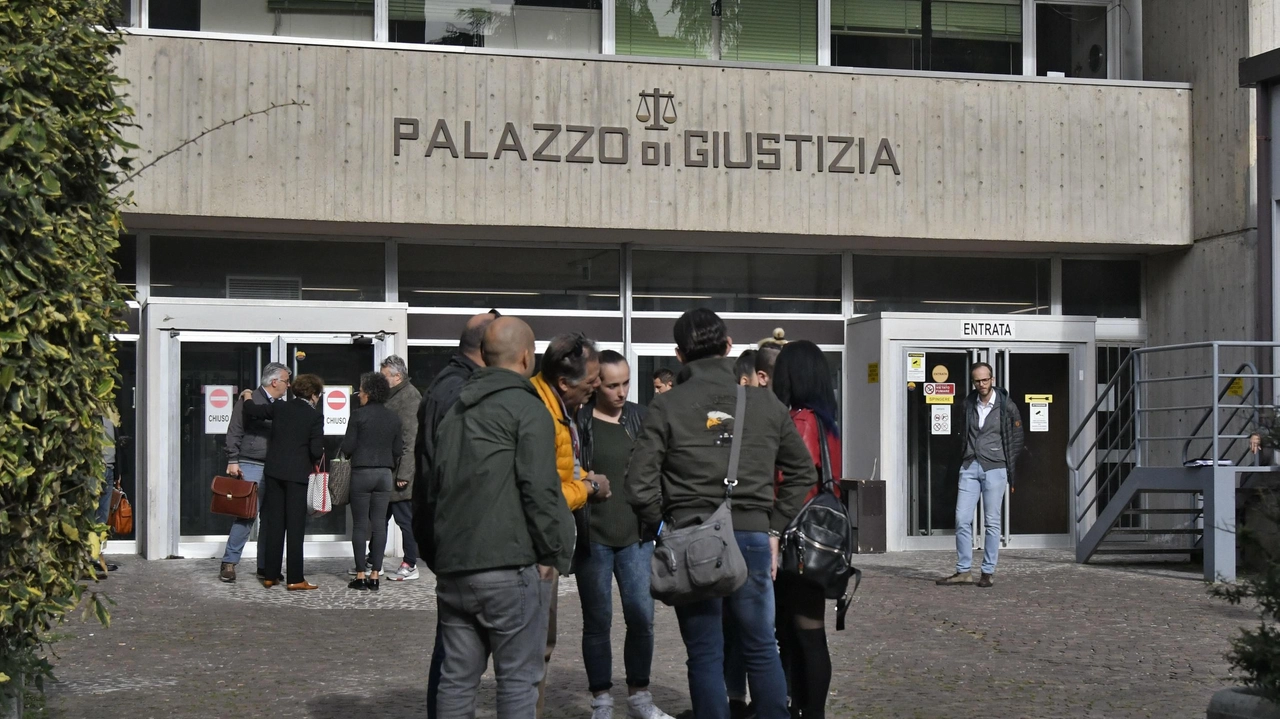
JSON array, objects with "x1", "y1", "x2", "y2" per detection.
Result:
[
  {"x1": 220, "y1": 362, "x2": 291, "y2": 583},
  {"x1": 937, "y1": 362, "x2": 1024, "y2": 589}
]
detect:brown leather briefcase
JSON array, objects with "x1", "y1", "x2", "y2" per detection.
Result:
[{"x1": 210, "y1": 474, "x2": 259, "y2": 519}]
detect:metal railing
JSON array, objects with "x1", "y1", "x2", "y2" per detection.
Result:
[{"x1": 1066, "y1": 341, "x2": 1280, "y2": 536}]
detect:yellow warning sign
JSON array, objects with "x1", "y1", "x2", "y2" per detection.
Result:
[
  {"x1": 926, "y1": 395, "x2": 954, "y2": 405},
  {"x1": 1227, "y1": 378, "x2": 1245, "y2": 397},
  {"x1": 867, "y1": 363, "x2": 880, "y2": 384},
  {"x1": 1024, "y1": 394, "x2": 1054, "y2": 404}
]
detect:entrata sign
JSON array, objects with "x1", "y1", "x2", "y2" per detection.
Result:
[
  {"x1": 962, "y1": 321, "x2": 1015, "y2": 339},
  {"x1": 323, "y1": 386, "x2": 351, "y2": 436},
  {"x1": 204, "y1": 385, "x2": 234, "y2": 435},
  {"x1": 393, "y1": 87, "x2": 901, "y2": 176}
]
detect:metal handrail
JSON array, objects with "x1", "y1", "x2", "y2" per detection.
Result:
[
  {"x1": 1179, "y1": 363, "x2": 1259, "y2": 465},
  {"x1": 1067, "y1": 341, "x2": 1280, "y2": 532}
]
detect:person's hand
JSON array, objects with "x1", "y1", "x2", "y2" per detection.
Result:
[
  {"x1": 769, "y1": 534, "x2": 780, "y2": 581},
  {"x1": 1251, "y1": 433, "x2": 1263, "y2": 454},
  {"x1": 240, "y1": 389, "x2": 254, "y2": 401},
  {"x1": 226, "y1": 463, "x2": 241, "y2": 477},
  {"x1": 587, "y1": 472, "x2": 612, "y2": 502},
  {"x1": 395, "y1": 480, "x2": 409, "y2": 490},
  {"x1": 537, "y1": 565, "x2": 558, "y2": 582}
]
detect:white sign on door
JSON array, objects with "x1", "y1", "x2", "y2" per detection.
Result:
[
  {"x1": 931, "y1": 405, "x2": 951, "y2": 435},
  {"x1": 907, "y1": 351, "x2": 927, "y2": 382},
  {"x1": 1029, "y1": 402, "x2": 1050, "y2": 432},
  {"x1": 204, "y1": 385, "x2": 234, "y2": 434},
  {"x1": 323, "y1": 385, "x2": 352, "y2": 436}
]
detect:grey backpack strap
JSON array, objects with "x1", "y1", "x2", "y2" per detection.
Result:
[{"x1": 725, "y1": 384, "x2": 748, "y2": 498}]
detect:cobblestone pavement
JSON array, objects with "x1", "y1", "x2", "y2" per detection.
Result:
[{"x1": 46, "y1": 550, "x2": 1254, "y2": 719}]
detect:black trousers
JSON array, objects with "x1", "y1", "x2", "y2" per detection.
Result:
[{"x1": 261, "y1": 475, "x2": 307, "y2": 584}]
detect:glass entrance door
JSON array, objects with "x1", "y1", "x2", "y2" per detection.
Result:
[
  {"x1": 905, "y1": 345, "x2": 1074, "y2": 545},
  {"x1": 176, "y1": 332, "x2": 381, "y2": 553}
]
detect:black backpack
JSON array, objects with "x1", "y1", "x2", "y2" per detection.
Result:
[{"x1": 779, "y1": 422, "x2": 862, "y2": 630}]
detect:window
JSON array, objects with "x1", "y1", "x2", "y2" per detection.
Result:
[
  {"x1": 631, "y1": 251, "x2": 841, "y2": 313},
  {"x1": 616, "y1": 0, "x2": 818, "y2": 64},
  {"x1": 1062, "y1": 259, "x2": 1141, "y2": 318},
  {"x1": 390, "y1": 0, "x2": 601, "y2": 52},
  {"x1": 113, "y1": 234, "x2": 137, "y2": 299},
  {"x1": 853, "y1": 255, "x2": 1050, "y2": 313},
  {"x1": 149, "y1": 0, "x2": 376, "y2": 41},
  {"x1": 399, "y1": 244, "x2": 620, "y2": 310},
  {"x1": 832, "y1": 0, "x2": 1022, "y2": 75},
  {"x1": 113, "y1": 0, "x2": 134, "y2": 26},
  {"x1": 150, "y1": 236, "x2": 385, "y2": 302},
  {"x1": 1036, "y1": 3, "x2": 1108, "y2": 78}
]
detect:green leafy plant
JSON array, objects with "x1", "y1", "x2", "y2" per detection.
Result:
[
  {"x1": 1213, "y1": 491, "x2": 1280, "y2": 703},
  {"x1": 0, "y1": 0, "x2": 133, "y2": 707}
]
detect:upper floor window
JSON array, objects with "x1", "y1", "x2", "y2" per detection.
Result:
[
  {"x1": 391, "y1": 0, "x2": 602, "y2": 52},
  {"x1": 149, "y1": 0, "x2": 376, "y2": 41},
  {"x1": 616, "y1": 0, "x2": 818, "y2": 65},
  {"x1": 1035, "y1": 3, "x2": 1109, "y2": 79},
  {"x1": 831, "y1": 0, "x2": 1022, "y2": 75}
]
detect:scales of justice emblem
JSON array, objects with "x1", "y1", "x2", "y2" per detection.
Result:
[{"x1": 636, "y1": 88, "x2": 678, "y2": 131}]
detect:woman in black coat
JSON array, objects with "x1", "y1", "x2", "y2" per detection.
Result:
[
  {"x1": 341, "y1": 372, "x2": 404, "y2": 591},
  {"x1": 241, "y1": 373, "x2": 325, "y2": 590}
]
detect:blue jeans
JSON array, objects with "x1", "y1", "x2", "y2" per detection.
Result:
[
  {"x1": 955, "y1": 462, "x2": 1008, "y2": 575},
  {"x1": 577, "y1": 541, "x2": 656, "y2": 693},
  {"x1": 674, "y1": 531, "x2": 788, "y2": 719},
  {"x1": 221, "y1": 461, "x2": 264, "y2": 566},
  {"x1": 96, "y1": 464, "x2": 115, "y2": 526}
]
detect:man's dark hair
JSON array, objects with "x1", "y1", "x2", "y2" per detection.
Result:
[
  {"x1": 673, "y1": 308, "x2": 730, "y2": 363},
  {"x1": 772, "y1": 341, "x2": 838, "y2": 433},
  {"x1": 542, "y1": 332, "x2": 599, "y2": 385},
  {"x1": 359, "y1": 371, "x2": 391, "y2": 404},
  {"x1": 599, "y1": 349, "x2": 627, "y2": 366},
  {"x1": 970, "y1": 362, "x2": 994, "y2": 378},
  {"x1": 734, "y1": 350, "x2": 757, "y2": 382},
  {"x1": 459, "y1": 312, "x2": 499, "y2": 354},
  {"x1": 755, "y1": 345, "x2": 781, "y2": 377},
  {"x1": 653, "y1": 368, "x2": 674, "y2": 384}
]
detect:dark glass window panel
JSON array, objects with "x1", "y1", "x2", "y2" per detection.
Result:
[
  {"x1": 399, "y1": 245, "x2": 620, "y2": 311},
  {"x1": 834, "y1": 34, "x2": 920, "y2": 70},
  {"x1": 1036, "y1": 3, "x2": 1108, "y2": 78},
  {"x1": 150, "y1": 236, "x2": 385, "y2": 303},
  {"x1": 395, "y1": 0, "x2": 600, "y2": 51},
  {"x1": 114, "y1": 234, "x2": 136, "y2": 298},
  {"x1": 831, "y1": 0, "x2": 1021, "y2": 75},
  {"x1": 928, "y1": 36, "x2": 1021, "y2": 74},
  {"x1": 112, "y1": 341, "x2": 138, "y2": 539},
  {"x1": 631, "y1": 251, "x2": 841, "y2": 314},
  {"x1": 406, "y1": 346, "x2": 459, "y2": 393},
  {"x1": 149, "y1": 0, "x2": 201, "y2": 30},
  {"x1": 113, "y1": 0, "x2": 134, "y2": 26},
  {"x1": 1062, "y1": 260, "x2": 1141, "y2": 318},
  {"x1": 853, "y1": 255, "x2": 1050, "y2": 314}
]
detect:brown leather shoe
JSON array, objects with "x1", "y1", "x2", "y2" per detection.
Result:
[
  {"x1": 286, "y1": 581, "x2": 318, "y2": 591},
  {"x1": 935, "y1": 571, "x2": 974, "y2": 586},
  {"x1": 977, "y1": 572, "x2": 994, "y2": 588},
  {"x1": 261, "y1": 578, "x2": 277, "y2": 588},
  {"x1": 219, "y1": 562, "x2": 236, "y2": 583}
]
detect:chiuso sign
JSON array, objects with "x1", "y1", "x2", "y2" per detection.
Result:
[{"x1": 393, "y1": 86, "x2": 901, "y2": 176}]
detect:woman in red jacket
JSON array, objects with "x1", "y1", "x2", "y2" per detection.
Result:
[{"x1": 772, "y1": 340, "x2": 841, "y2": 719}]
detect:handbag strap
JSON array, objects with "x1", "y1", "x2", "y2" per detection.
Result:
[
  {"x1": 724, "y1": 384, "x2": 748, "y2": 499},
  {"x1": 817, "y1": 417, "x2": 836, "y2": 493}
]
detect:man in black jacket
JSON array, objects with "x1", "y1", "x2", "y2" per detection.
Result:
[
  {"x1": 937, "y1": 362, "x2": 1025, "y2": 589},
  {"x1": 413, "y1": 310, "x2": 497, "y2": 719},
  {"x1": 431, "y1": 316, "x2": 574, "y2": 719},
  {"x1": 626, "y1": 309, "x2": 816, "y2": 719}
]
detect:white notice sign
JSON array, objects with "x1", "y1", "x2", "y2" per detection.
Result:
[
  {"x1": 961, "y1": 320, "x2": 1015, "y2": 340},
  {"x1": 204, "y1": 385, "x2": 234, "y2": 435},
  {"x1": 1029, "y1": 402, "x2": 1049, "y2": 433},
  {"x1": 931, "y1": 405, "x2": 951, "y2": 435},
  {"x1": 907, "y1": 352, "x2": 927, "y2": 382},
  {"x1": 323, "y1": 386, "x2": 352, "y2": 436}
]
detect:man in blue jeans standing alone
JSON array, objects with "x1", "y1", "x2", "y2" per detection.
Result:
[
  {"x1": 627, "y1": 309, "x2": 817, "y2": 719},
  {"x1": 219, "y1": 362, "x2": 291, "y2": 583},
  {"x1": 937, "y1": 361, "x2": 1024, "y2": 589}
]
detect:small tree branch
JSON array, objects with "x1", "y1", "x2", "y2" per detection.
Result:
[{"x1": 112, "y1": 99, "x2": 309, "y2": 190}]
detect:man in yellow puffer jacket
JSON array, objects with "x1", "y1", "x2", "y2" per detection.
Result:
[{"x1": 530, "y1": 332, "x2": 608, "y2": 719}]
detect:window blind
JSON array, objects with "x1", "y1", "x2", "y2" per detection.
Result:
[
  {"x1": 266, "y1": 0, "x2": 373, "y2": 12},
  {"x1": 831, "y1": 0, "x2": 922, "y2": 35},
  {"x1": 932, "y1": 0, "x2": 1020, "y2": 41},
  {"x1": 616, "y1": 0, "x2": 815, "y2": 63},
  {"x1": 614, "y1": 0, "x2": 710, "y2": 59},
  {"x1": 724, "y1": 0, "x2": 817, "y2": 64}
]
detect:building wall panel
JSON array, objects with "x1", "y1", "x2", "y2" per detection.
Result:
[{"x1": 118, "y1": 35, "x2": 1192, "y2": 247}]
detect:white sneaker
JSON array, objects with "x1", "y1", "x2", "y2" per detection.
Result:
[
  {"x1": 387, "y1": 563, "x2": 419, "y2": 581},
  {"x1": 627, "y1": 691, "x2": 674, "y2": 719},
  {"x1": 592, "y1": 693, "x2": 614, "y2": 719}
]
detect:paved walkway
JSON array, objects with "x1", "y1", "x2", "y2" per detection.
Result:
[{"x1": 47, "y1": 550, "x2": 1253, "y2": 718}]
